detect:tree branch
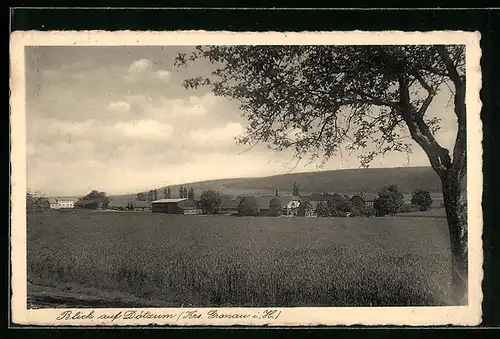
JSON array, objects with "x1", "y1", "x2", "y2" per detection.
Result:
[
  {"x1": 397, "y1": 74, "x2": 451, "y2": 177},
  {"x1": 351, "y1": 89, "x2": 399, "y2": 109},
  {"x1": 436, "y1": 46, "x2": 467, "y2": 175}
]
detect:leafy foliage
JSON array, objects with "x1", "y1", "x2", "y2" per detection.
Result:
[
  {"x1": 26, "y1": 193, "x2": 49, "y2": 210},
  {"x1": 374, "y1": 185, "x2": 405, "y2": 216},
  {"x1": 238, "y1": 196, "x2": 260, "y2": 216},
  {"x1": 136, "y1": 192, "x2": 147, "y2": 201},
  {"x1": 314, "y1": 201, "x2": 330, "y2": 217},
  {"x1": 411, "y1": 189, "x2": 433, "y2": 211},
  {"x1": 402, "y1": 203, "x2": 422, "y2": 213},
  {"x1": 75, "y1": 190, "x2": 110, "y2": 210},
  {"x1": 327, "y1": 194, "x2": 353, "y2": 216},
  {"x1": 198, "y1": 190, "x2": 222, "y2": 214},
  {"x1": 362, "y1": 206, "x2": 377, "y2": 217},
  {"x1": 297, "y1": 200, "x2": 313, "y2": 217},
  {"x1": 292, "y1": 182, "x2": 300, "y2": 196},
  {"x1": 268, "y1": 198, "x2": 283, "y2": 217},
  {"x1": 188, "y1": 187, "x2": 195, "y2": 200},
  {"x1": 175, "y1": 45, "x2": 465, "y2": 174}
]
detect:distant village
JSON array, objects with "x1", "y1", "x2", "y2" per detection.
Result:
[{"x1": 27, "y1": 181, "x2": 436, "y2": 218}]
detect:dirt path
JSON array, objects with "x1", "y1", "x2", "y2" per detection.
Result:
[{"x1": 27, "y1": 282, "x2": 168, "y2": 309}]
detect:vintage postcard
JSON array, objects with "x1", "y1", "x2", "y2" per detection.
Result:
[{"x1": 10, "y1": 30, "x2": 483, "y2": 326}]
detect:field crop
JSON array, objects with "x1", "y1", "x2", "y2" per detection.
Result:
[{"x1": 27, "y1": 210, "x2": 453, "y2": 307}]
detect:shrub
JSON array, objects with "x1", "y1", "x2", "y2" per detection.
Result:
[
  {"x1": 238, "y1": 196, "x2": 260, "y2": 216},
  {"x1": 314, "y1": 201, "x2": 330, "y2": 217},
  {"x1": 373, "y1": 185, "x2": 404, "y2": 216},
  {"x1": 363, "y1": 206, "x2": 377, "y2": 217},
  {"x1": 268, "y1": 198, "x2": 283, "y2": 217},
  {"x1": 75, "y1": 190, "x2": 110, "y2": 210},
  {"x1": 401, "y1": 203, "x2": 421, "y2": 213},
  {"x1": 411, "y1": 189, "x2": 433, "y2": 211},
  {"x1": 297, "y1": 200, "x2": 313, "y2": 217},
  {"x1": 327, "y1": 194, "x2": 353, "y2": 216},
  {"x1": 198, "y1": 190, "x2": 222, "y2": 214}
]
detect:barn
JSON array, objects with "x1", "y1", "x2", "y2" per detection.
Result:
[
  {"x1": 350, "y1": 193, "x2": 377, "y2": 209},
  {"x1": 151, "y1": 198, "x2": 202, "y2": 215}
]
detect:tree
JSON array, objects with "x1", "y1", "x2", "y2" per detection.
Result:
[
  {"x1": 268, "y1": 197, "x2": 283, "y2": 216},
  {"x1": 176, "y1": 45, "x2": 468, "y2": 302},
  {"x1": 238, "y1": 196, "x2": 260, "y2": 216},
  {"x1": 188, "y1": 187, "x2": 195, "y2": 200},
  {"x1": 26, "y1": 193, "x2": 49, "y2": 210},
  {"x1": 166, "y1": 187, "x2": 172, "y2": 199},
  {"x1": 148, "y1": 190, "x2": 154, "y2": 202},
  {"x1": 75, "y1": 190, "x2": 110, "y2": 210},
  {"x1": 292, "y1": 182, "x2": 300, "y2": 197},
  {"x1": 179, "y1": 186, "x2": 184, "y2": 198},
  {"x1": 275, "y1": 187, "x2": 280, "y2": 196},
  {"x1": 136, "y1": 192, "x2": 147, "y2": 201},
  {"x1": 198, "y1": 190, "x2": 222, "y2": 214},
  {"x1": 153, "y1": 189, "x2": 158, "y2": 201},
  {"x1": 374, "y1": 185, "x2": 405, "y2": 216},
  {"x1": 327, "y1": 194, "x2": 353, "y2": 216},
  {"x1": 411, "y1": 189, "x2": 433, "y2": 211},
  {"x1": 314, "y1": 201, "x2": 330, "y2": 217},
  {"x1": 183, "y1": 187, "x2": 189, "y2": 199},
  {"x1": 297, "y1": 200, "x2": 313, "y2": 217}
]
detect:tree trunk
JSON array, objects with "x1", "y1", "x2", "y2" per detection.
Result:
[{"x1": 441, "y1": 170, "x2": 468, "y2": 305}]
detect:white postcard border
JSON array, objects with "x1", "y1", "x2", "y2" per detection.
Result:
[{"x1": 10, "y1": 30, "x2": 483, "y2": 326}]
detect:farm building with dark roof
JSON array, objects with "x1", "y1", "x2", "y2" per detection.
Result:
[
  {"x1": 350, "y1": 193, "x2": 378, "y2": 209},
  {"x1": 151, "y1": 198, "x2": 202, "y2": 215},
  {"x1": 255, "y1": 196, "x2": 302, "y2": 215}
]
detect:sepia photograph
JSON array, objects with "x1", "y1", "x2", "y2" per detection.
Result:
[{"x1": 10, "y1": 31, "x2": 483, "y2": 326}]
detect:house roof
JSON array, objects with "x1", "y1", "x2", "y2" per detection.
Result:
[
  {"x1": 48, "y1": 197, "x2": 78, "y2": 204},
  {"x1": 255, "y1": 196, "x2": 301, "y2": 210},
  {"x1": 178, "y1": 199, "x2": 198, "y2": 209},
  {"x1": 151, "y1": 198, "x2": 188, "y2": 204},
  {"x1": 285, "y1": 200, "x2": 301, "y2": 209},
  {"x1": 350, "y1": 193, "x2": 378, "y2": 202}
]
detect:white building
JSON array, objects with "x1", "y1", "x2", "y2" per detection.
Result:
[
  {"x1": 48, "y1": 198, "x2": 76, "y2": 209},
  {"x1": 284, "y1": 199, "x2": 302, "y2": 216}
]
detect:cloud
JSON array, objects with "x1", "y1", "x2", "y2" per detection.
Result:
[
  {"x1": 189, "y1": 122, "x2": 244, "y2": 146},
  {"x1": 143, "y1": 93, "x2": 219, "y2": 121},
  {"x1": 107, "y1": 100, "x2": 132, "y2": 112},
  {"x1": 152, "y1": 70, "x2": 171, "y2": 82},
  {"x1": 112, "y1": 119, "x2": 174, "y2": 142},
  {"x1": 128, "y1": 58, "x2": 151, "y2": 73},
  {"x1": 41, "y1": 119, "x2": 97, "y2": 141}
]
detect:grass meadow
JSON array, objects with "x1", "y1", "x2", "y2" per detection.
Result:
[{"x1": 27, "y1": 210, "x2": 452, "y2": 307}]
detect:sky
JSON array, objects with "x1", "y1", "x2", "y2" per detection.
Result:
[{"x1": 25, "y1": 46, "x2": 459, "y2": 196}]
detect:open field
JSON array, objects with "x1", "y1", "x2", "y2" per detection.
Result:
[{"x1": 27, "y1": 210, "x2": 453, "y2": 307}]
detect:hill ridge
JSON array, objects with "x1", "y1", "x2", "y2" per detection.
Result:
[{"x1": 110, "y1": 166, "x2": 443, "y2": 203}]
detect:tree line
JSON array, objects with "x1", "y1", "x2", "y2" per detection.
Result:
[
  {"x1": 190, "y1": 186, "x2": 433, "y2": 217},
  {"x1": 136, "y1": 186, "x2": 195, "y2": 201}
]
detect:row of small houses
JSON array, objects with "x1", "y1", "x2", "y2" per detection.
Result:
[{"x1": 108, "y1": 193, "x2": 379, "y2": 216}]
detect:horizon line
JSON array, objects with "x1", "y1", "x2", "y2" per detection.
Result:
[{"x1": 32, "y1": 165, "x2": 435, "y2": 198}]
